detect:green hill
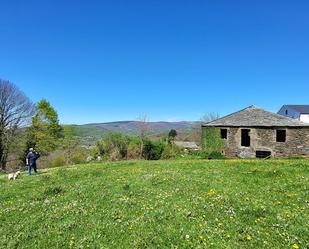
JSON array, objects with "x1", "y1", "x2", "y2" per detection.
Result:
[
  {"x1": 0, "y1": 159, "x2": 308, "y2": 248},
  {"x1": 65, "y1": 121, "x2": 198, "y2": 145}
]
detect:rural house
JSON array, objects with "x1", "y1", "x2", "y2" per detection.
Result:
[
  {"x1": 202, "y1": 106, "x2": 309, "y2": 158},
  {"x1": 278, "y1": 105, "x2": 309, "y2": 123}
]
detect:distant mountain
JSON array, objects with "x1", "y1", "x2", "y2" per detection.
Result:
[
  {"x1": 68, "y1": 121, "x2": 198, "y2": 145},
  {"x1": 84, "y1": 121, "x2": 196, "y2": 134}
]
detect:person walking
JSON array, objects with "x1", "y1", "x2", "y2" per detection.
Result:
[{"x1": 26, "y1": 148, "x2": 39, "y2": 176}]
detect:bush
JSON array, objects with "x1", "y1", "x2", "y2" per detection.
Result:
[
  {"x1": 70, "y1": 147, "x2": 88, "y2": 164},
  {"x1": 109, "y1": 148, "x2": 122, "y2": 161},
  {"x1": 51, "y1": 155, "x2": 66, "y2": 167},
  {"x1": 142, "y1": 140, "x2": 165, "y2": 160},
  {"x1": 59, "y1": 140, "x2": 89, "y2": 165},
  {"x1": 90, "y1": 146, "x2": 100, "y2": 158},
  {"x1": 127, "y1": 139, "x2": 141, "y2": 159},
  {"x1": 161, "y1": 145, "x2": 182, "y2": 159},
  {"x1": 197, "y1": 151, "x2": 209, "y2": 159},
  {"x1": 96, "y1": 133, "x2": 129, "y2": 160}
]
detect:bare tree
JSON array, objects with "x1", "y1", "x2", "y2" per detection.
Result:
[
  {"x1": 0, "y1": 79, "x2": 35, "y2": 170},
  {"x1": 137, "y1": 114, "x2": 149, "y2": 159},
  {"x1": 201, "y1": 112, "x2": 220, "y2": 123},
  {"x1": 191, "y1": 112, "x2": 220, "y2": 144}
]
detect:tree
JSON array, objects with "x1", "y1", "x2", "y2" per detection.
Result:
[
  {"x1": 96, "y1": 133, "x2": 130, "y2": 160},
  {"x1": 168, "y1": 129, "x2": 177, "y2": 139},
  {"x1": 201, "y1": 112, "x2": 220, "y2": 123},
  {"x1": 25, "y1": 99, "x2": 63, "y2": 156},
  {"x1": 166, "y1": 129, "x2": 177, "y2": 145},
  {"x1": 137, "y1": 114, "x2": 149, "y2": 158},
  {"x1": 0, "y1": 79, "x2": 34, "y2": 170},
  {"x1": 142, "y1": 139, "x2": 165, "y2": 160}
]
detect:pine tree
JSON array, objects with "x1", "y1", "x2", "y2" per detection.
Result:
[{"x1": 24, "y1": 99, "x2": 63, "y2": 156}]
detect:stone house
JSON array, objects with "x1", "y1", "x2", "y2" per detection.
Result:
[{"x1": 202, "y1": 106, "x2": 309, "y2": 158}]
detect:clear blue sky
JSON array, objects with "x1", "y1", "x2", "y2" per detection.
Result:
[{"x1": 1, "y1": 0, "x2": 309, "y2": 124}]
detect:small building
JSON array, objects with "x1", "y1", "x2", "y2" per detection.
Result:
[
  {"x1": 202, "y1": 106, "x2": 309, "y2": 158},
  {"x1": 278, "y1": 105, "x2": 309, "y2": 123},
  {"x1": 175, "y1": 141, "x2": 200, "y2": 151}
]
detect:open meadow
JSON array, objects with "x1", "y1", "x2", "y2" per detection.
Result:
[{"x1": 0, "y1": 159, "x2": 308, "y2": 248}]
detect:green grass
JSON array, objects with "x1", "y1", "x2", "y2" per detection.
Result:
[{"x1": 0, "y1": 159, "x2": 308, "y2": 248}]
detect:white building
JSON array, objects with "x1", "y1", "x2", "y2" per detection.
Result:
[{"x1": 278, "y1": 105, "x2": 309, "y2": 123}]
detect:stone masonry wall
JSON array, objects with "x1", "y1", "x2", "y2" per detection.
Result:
[{"x1": 209, "y1": 127, "x2": 309, "y2": 158}]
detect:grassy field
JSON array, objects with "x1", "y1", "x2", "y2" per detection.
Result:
[{"x1": 0, "y1": 159, "x2": 308, "y2": 249}]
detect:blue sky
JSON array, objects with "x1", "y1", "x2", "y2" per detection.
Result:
[{"x1": 1, "y1": 0, "x2": 309, "y2": 124}]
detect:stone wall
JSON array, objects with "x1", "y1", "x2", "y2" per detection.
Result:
[{"x1": 203, "y1": 127, "x2": 309, "y2": 158}]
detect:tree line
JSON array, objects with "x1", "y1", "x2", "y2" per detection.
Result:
[
  {"x1": 0, "y1": 79, "x2": 63, "y2": 170},
  {"x1": 0, "y1": 79, "x2": 225, "y2": 171}
]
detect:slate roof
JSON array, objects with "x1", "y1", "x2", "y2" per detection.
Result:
[
  {"x1": 202, "y1": 106, "x2": 309, "y2": 127},
  {"x1": 281, "y1": 105, "x2": 309, "y2": 114}
]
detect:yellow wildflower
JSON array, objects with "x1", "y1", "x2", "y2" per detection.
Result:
[{"x1": 207, "y1": 189, "x2": 216, "y2": 196}]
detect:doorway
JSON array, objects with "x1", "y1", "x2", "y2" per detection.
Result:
[{"x1": 241, "y1": 129, "x2": 250, "y2": 147}]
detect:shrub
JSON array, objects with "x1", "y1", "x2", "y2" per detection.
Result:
[
  {"x1": 59, "y1": 140, "x2": 89, "y2": 165},
  {"x1": 70, "y1": 147, "x2": 88, "y2": 164},
  {"x1": 95, "y1": 140, "x2": 105, "y2": 156},
  {"x1": 96, "y1": 133, "x2": 129, "y2": 160},
  {"x1": 142, "y1": 140, "x2": 165, "y2": 160},
  {"x1": 127, "y1": 139, "x2": 141, "y2": 159},
  {"x1": 90, "y1": 146, "x2": 100, "y2": 158},
  {"x1": 51, "y1": 155, "x2": 66, "y2": 167},
  {"x1": 109, "y1": 148, "x2": 122, "y2": 161},
  {"x1": 161, "y1": 145, "x2": 182, "y2": 159},
  {"x1": 197, "y1": 151, "x2": 209, "y2": 159}
]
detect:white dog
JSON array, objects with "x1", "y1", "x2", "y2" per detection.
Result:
[{"x1": 8, "y1": 170, "x2": 20, "y2": 180}]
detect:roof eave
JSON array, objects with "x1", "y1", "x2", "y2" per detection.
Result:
[{"x1": 202, "y1": 124, "x2": 309, "y2": 128}]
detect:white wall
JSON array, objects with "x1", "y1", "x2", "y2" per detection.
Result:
[{"x1": 300, "y1": 114, "x2": 309, "y2": 123}]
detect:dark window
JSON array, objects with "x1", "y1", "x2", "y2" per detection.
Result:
[
  {"x1": 276, "y1": 130, "x2": 286, "y2": 142},
  {"x1": 285, "y1": 109, "x2": 288, "y2": 115},
  {"x1": 256, "y1": 150, "x2": 271, "y2": 159},
  {"x1": 220, "y1": 129, "x2": 227, "y2": 139},
  {"x1": 241, "y1": 129, "x2": 250, "y2": 147}
]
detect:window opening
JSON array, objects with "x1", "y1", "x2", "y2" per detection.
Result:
[
  {"x1": 221, "y1": 129, "x2": 227, "y2": 139},
  {"x1": 276, "y1": 130, "x2": 286, "y2": 142}
]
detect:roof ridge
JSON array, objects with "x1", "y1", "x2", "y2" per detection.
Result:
[{"x1": 203, "y1": 105, "x2": 259, "y2": 125}]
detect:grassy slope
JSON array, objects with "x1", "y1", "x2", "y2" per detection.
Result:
[{"x1": 0, "y1": 159, "x2": 308, "y2": 249}]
